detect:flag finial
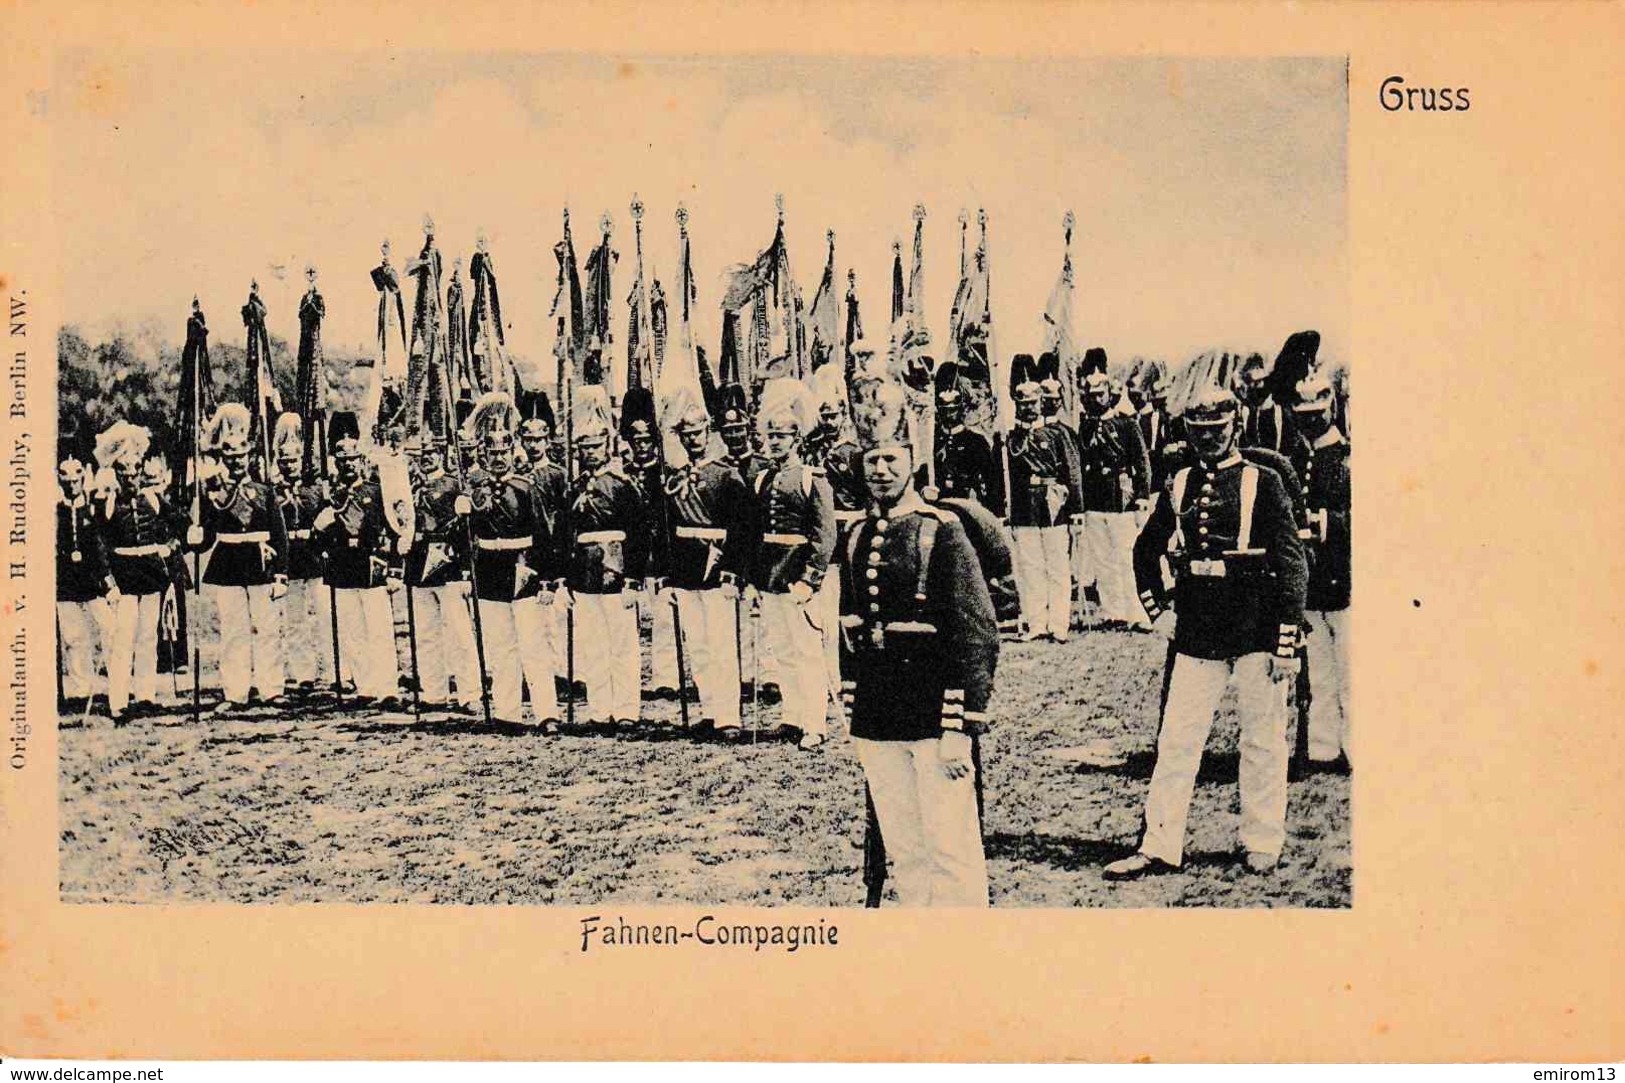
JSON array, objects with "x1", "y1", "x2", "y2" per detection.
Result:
[
  {"x1": 422, "y1": 213, "x2": 435, "y2": 235},
  {"x1": 959, "y1": 208, "x2": 968, "y2": 228},
  {"x1": 1063, "y1": 209, "x2": 1075, "y2": 238},
  {"x1": 977, "y1": 207, "x2": 987, "y2": 229},
  {"x1": 381, "y1": 238, "x2": 391, "y2": 258},
  {"x1": 191, "y1": 294, "x2": 201, "y2": 309},
  {"x1": 562, "y1": 205, "x2": 571, "y2": 226},
  {"x1": 599, "y1": 211, "x2": 613, "y2": 237},
  {"x1": 775, "y1": 193, "x2": 785, "y2": 223},
  {"x1": 892, "y1": 239, "x2": 901, "y2": 256},
  {"x1": 676, "y1": 204, "x2": 689, "y2": 232},
  {"x1": 305, "y1": 263, "x2": 317, "y2": 282},
  {"x1": 826, "y1": 228, "x2": 835, "y2": 245},
  {"x1": 913, "y1": 202, "x2": 927, "y2": 223},
  {"x1": 630, "y1": 195, "x2": 644, "y2": 224},
  {"x1": 847, "y1": 268, "x2": 856, "y2": 290}
]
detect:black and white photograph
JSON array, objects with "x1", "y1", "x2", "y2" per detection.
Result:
[{"x1": 50, "y1": 51, "x2": 1351, "y2": 909}]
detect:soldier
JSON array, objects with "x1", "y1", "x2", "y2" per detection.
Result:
[
  {"x1": 191, "y1": 404, "x2": 290, "y2": 711},
  {"x1": 273, "y1": 413, "x2": 331, "y2": 695},
  {"x1": 1076, "y1": 368, "x2": 1153, "y2": 630},
  {"x1": 839, "y1": 379, "x2": 999, "y2": 906},
  {"x1": 804, "y1": 364, "x2": 864, "y2": 724},
  {"x1": 404, "y1": 431, "x2": 482, "y2": 715},
  {"x1": 57, "y1": 430, "x2": 115, "y2": 713},
  {"x1": 312, "y1": 412, "x2": 400, "y2": 707},
  {"x1": 564, "y1": 386, "x2": 649, "y2": 728},
  {"x1": 715, "y1": 382, "x2": 768, "y2": 489},
  {"x1": 461, "y1": 392, "x2": 541, "y2": 725},
  {"x1": 1004, "y1": 353, "x2": 1083, "y2": 642},
  {"x1": 1287, "y1": 371, "x2": 1351, "y2": 769},
  {"x1": 140, "y1": 454, "x2": 190, "y2": 681},
  {"x1": 622, "y1": 388, "x2": 680, "y2": 700},
  {"x1": 96, "y1": 423, "x2": 175, "y2": 722},
  {"x1": 1105, "y1": 384, "x2": 1307, "y2": 880},
  {"x1": 749, "y1": 378, "x2": 837, "y2": 750},
  {"x1": 1242, "y1": 332, "x2": 1319, "y2": 454},
  {"x1": 926, "y1": 360, "x2": 999, "y2": 508},
  {"x1": 655, "y1": 384, "x2": 753, "y2": 737},
  {"x1": 515, "y1": 390, "x2": 569, "y2": 723},
  {"x1": 1136, "y1": 361, "x2": 1175, "y2": 512}
]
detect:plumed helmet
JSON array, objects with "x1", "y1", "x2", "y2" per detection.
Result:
[
  {"x1": 714, "y1": 382, "x2": 751, "y2": 431},
  {"x1": 619, "y1": 385, "x2": 658, "y2": 442},
  {"x1": 95, "y1": 421, "x2": 151, "y2": 471},
  {"x1": 273, "y1": 412, "x2": 303, "y2": 459},
  {"x1": 573, "y1": 384, "x2": 613, "y2": 444},
  {"x1": 852, "y1": 378, "x2": 913, "y2": 454},
  {"x1": 1010, "y1": 353, "x2": 1041, "y2": 402},
  {"x1": 328, "y1": 410, "x2": 364, "y2": 460},
  {"x1": 1141, "y1": 359, "x2": 1168, "y2": 399},
  {"x1": 1182, "y1": 383, "x2": 1241, "y2": 427},
  {"x1": 756, "y1": 377, "x2": 812, "y2": 436},
  {"x1": 1267, "y1": 330, "x2": 1320, "y2": 403},
  {"x1": 809, "y1": 363, "x2": 848, "y2": 411},
  {"x1": 1291, "y1": 370, "x2": 1336, "y2": 413},
  {"x1": 468, "y1": 391, "x2": 519, "y2": 450},
  {"x1": 1080, "y1": 346, "x2": 1108, "y2": 378},
  {"x1": 660, "y1": 383, "x2": 710, "y2": 434},
  {"x1": 518, "y1": 387, "x2": 555, "y2": 437},
  {"x1": 1037, "y1": 351, "x2": 1064, "y2": 397},
  {"x1": 933, "y1": 358, "x2": 964, "y2": 405},
  {"x1": 206, "y1": 403, "x2": 252, "y2": 456}
]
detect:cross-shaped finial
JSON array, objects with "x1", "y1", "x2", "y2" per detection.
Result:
[
  {"x1": 913, "y1": 203, "x2": 927, "y2": 222},
  {"x1": 892, "y1": 239, "x2": 901, "y2": 256},
  {"x1": 630, "y1": 196, "x2": 645, "y2": 223},
  {"x1": 847, "y1": 269, "x2": 856, "y2": 289},
  {"x1": 305, "y1": 264, "x2": 318, "y2": 282},
  {"x1": 1063, "y1": 209, "x2": 1075, "y2": 236},
  {"x1": 599, "y1": 212, "x2": 613, "y2": 237},
  {"x1": 676, "y1": 204, "x2": 689, "y2": 231},
  {"x1": 826, "y1": 228, "x2": 835, "y2": 245},
  {"x1": 250, "y1": 278, "x2": 259, "y2": 292},
  {"x1": 774, "y1": 193, "x2": 785, "y2": 223}
]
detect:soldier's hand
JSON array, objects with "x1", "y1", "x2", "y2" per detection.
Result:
[
  {"x1": 718, "y1": 577, "x2": 740, "y2": 601},
  {"x1": 938, "y1": 729, "x2": 974, "y2": 780},
  {"x1": 104, "y1": 580, "x2": 121, "y2": 603},
  {"x1": 1268, "y1": 653, "x2": 1301, "y2": 683},
  {"x1": 453, "y1": 494, "x2": 472, "y2": 516},
  {"x1": 920, "y1": 484, "x2": 940, "y2": 502},
  {"x1": 185, "y1": 525, "x2": 204, "y2": 548},
  {"x1": 313, "y1": 507, "x2": 337, "y2": 532},
  {"x1": 788, "y1": 580, "x2": 815, "y2": 606},
  {"x1": 270, "y1": 576, "x2": 288, "y2": 602}
]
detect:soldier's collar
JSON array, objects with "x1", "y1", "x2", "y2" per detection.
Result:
[
  {"x1": 1211, "y1": 451, "x2": 1244, "y2": 470},
  {"x1": 873, "y1": 490, "x2": 928, "y2": 520},
  {"x1": 1312, "y1": 427, "x2": 1345, "y2": 450}
]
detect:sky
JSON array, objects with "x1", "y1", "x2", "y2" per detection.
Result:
[{"x1": 53, "y1": 51, "x2": 1347, "y2": 373}]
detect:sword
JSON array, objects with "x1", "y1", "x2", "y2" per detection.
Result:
[
  {"x1": 750, "y1": 591, "x2": 761, "y2": 744},
  {"x1": 862, "y1": 782, "x2": 886, "y2": 908},
  {"x1": 565, "y1": 588, "x2": 576, "y2": 729},
  {"x1": 402, "y1": 569, "x2": 422, "y2": 719},
  {"x1": 668, "y1": 586, "x2": 690, "y2": 729}
]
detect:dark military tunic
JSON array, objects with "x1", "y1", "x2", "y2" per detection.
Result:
[
  {"x1": 658, "y1": 458, "x2": 752, "y2": 590},
  {"x1": 101, "y1": 488, "x2": 178, "y2": 597},
  {"x1": 58, "y1": 496, "x2": 111, "y2": 603},
  {"x1": 566, "y1": 464, "x2": 648, "y2": 594},
  {"x1": 719, "y1": 449, "x2": 770, "y2": 491},
  {"x1": 317, "y1": 477, "x2": 393, "y2": 590},
  {"x1": 1138, "y1": 404, "x2": 1174, "y2": 493},
  {"x1": 525, "y1": 461, "x2": 570, "y2": 590},
  {"x1": 838, "y1": 496, "x2": 999, "y2": 742},
  {"x1": 929, "y1": 425, "x2": 1000, "y2": 510},
  {"x1": 1000, "y1": 422, "x2": 1083, "y2": 528},
  {"x1": 467, "y1": 466, "x2": 542, "y2": 602},
  {"x1": 199, "y1": 479, "x2": 288, "y2": 587},
  {"x1": 1076, "y1": 412, "x2": 1151, "y2": 514},
  {"x1": 1242, "y1": 397, "x2": 1296, "y2": 454},
  {"x1": 277, "y1": 475, "x2": 327, "y2": 582},
  {"x1": 1132, "y1": 452, "x2": 1307, "y2": 660},
  {"x1": 405, "y1": 468, "x2": 470, "y2": 589},
  {"x1": 932, "y1": 495, "x2": 1021, "y2": 625},
  {"x1": 804, "y1": 426, "x2": 866, "y2": 514},
  {"x1": 749, "y1": 460, "x2": 836, "y2": 594},
  {"x1": 1288, "y1": 429, "x2": 1351, "y2": 612},
  {"x1": 627, "y1": 457, "x2": 668, "y2": 585}
]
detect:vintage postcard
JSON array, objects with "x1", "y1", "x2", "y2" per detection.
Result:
[{"x1": 0, "y1": 0, "x2": 1619, "y2": 1064}]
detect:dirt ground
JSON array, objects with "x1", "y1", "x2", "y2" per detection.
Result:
[{"x1": 58, "y1": 609, "x2": 1350, "y2": 908}]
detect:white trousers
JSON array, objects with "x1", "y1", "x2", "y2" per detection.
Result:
[
  {"x1": 333, "y1": 587, "x2": 398, "y2": 700},
  {"x1": 476, "y1": 598, "x2": 524, "y2": 722},
  {"x1": 514, "y1": 593, "x2": 563, "y2": 719},
  {"x1": 58, "y1": 598, "x2": 110, "y2": 699},
  {"x1": 575, "y1": 591, "x2": 641, "y2": 722},
  {"x1": 415, "y1": 583, "x2": 481, "y2": 707},
  {"x1": 644, "y1": 588, "x2": 679, "y2": 690},
  {"x1": 280, "y1": 578, "x2": 332, "y2": 686},
  {"x1": 856, "y1": 737, "x2": 989, "y2": 907},
  {"x1": 208, "y1": 583, "x2": 281, "y2": 703},
  {"x1": 815, "y1": 570, "x2": 844, "y2": 720},
  {"x1": 673, "y1": 588, "x2": 743, "y2": 729},
  {"x1": 1070, "y1": 520, "x2": 1095, "y2": 594},
  {"x1": 1013, "y1": 525, "x2": 1072, "y2": 637},
  {"x1": 758, "y1": 591, "x2": 826, "y2": 737},
  {"x1": 107, "y1": 591, "x2": 162, "y2": 715},
  {"x1": 1085, "y1": 511, "x2": 1149, "y2": 625},
  {"x1": 1141, "y1": 652, "x2": 1290, "y2": 865},
  {"x1": 1305, "y1": 608, "x2": 1351, "y2": 764}
]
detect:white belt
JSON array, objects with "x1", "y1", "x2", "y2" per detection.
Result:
[
  {"x1": 833, "y1": 510, "x2": 864, "y2": 523},
  {"x1": 113, "y1": 544, "x2": 166, "y2": 557},
  {"x1": 1189, "y1": 559, "x2": 1227, "y2": 578},
  {"x1": 761, "y1": 532, "x2": 807, "y2": 546},
  {"x1": 288, "y1": 529, "x2": 313, "y2": 540},
  {"x1": 881, "y1": 620, "x2": 936, "y2": 634},
  {"x1": 577, "y1": 530, "x2": 625, "y2": 545},
  {"x1": 216, "y1": 531, "x2": 271, "y2": 544},
  {"x1": 674, "y1": 526, "x2": 726, "y2": 541},
  {"x1": 477, "y1": 536, "x2": 531, "y2": 551}
]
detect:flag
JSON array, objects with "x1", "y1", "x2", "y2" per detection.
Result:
[
  {"x1": 624, "y1": 198, "x2": 658, "y2": 398},
  {"x1": 241, "y1": 282, "x2": 280, "y2": 479},
  {"x1": 843, "y1": 268, "x2": 863, "y2": 390},
  {"x1": 551, "y1": 208, "x2": 588, "y2": 470},
  {"x1": 658, "y1": 205, "x2": 710, "y2": 418},
  {"x1": 721, "y1": 196, "x2": 805, "y2": 390},
  {"x1": 808, "y1": 230, "x2": 839, "y2": 371},
  {"x1": 580, "y1": 214, "x2": 616, "y2": 389},
  {"x1": 1041, "y1": 211, "x2": 1080, "y2": 420},
  {"x1": 176, "y1": 298, "x2": 216, "y2": 500}
]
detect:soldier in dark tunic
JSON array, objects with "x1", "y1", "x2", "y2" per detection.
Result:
[
  {"x1": 749, "y1": 378, "x2": 837, "y2": 749},
  {"x1": 654, "y1": 385, "x2": 754, "y2": 736},
  {"x1": 273, "y1": 413, "x2": 331, "y2": 694},
  {"x1": 622, "y1": 388, "x2": 680, "y2": 699},
  {"x1": 1287, "y1": 371, "x2": 1351, "y2": 769},
  {"x1": 1075, "y1": 370, "x2": 1153, "y2": 629},
  {"x1": 1003, "y1": 353, "x2": 1083, "y2": 642},
  {"x1": 1106, "y1": 384, "x2": 1308, "y2": 880},
  {"x1": 57, "y1": 443, "x2": 115, "y2": 712},
  {"x1": 194, "y1": 404, "x2": 289, "y2": 710},
  {"x1": 95, "y1": 423, "x2": 175, "y2": 722},
  {"x1": 312, "y1": 414, "x2": 400, "y2": 706},
  {"x1": 563, "y1": 386, "x2": 650, "y2": 727},
  {"x1": 840, "y1": 378, "x2": 999, "y2": 906},
  {"x1": 404, "y1": 431, "x2": 481, "y2": 715},
  {"x1": 514, "y1": 389, "x2": 569, "y2": 723},
  {"x1": 715, "y1": 382, "x2": 768, "y2": 489},
  {"x1": 804, "y1": 364, "x2": 864, "y2": 725},
  {"x1": 924, "y1": 360, "x2": 999, "y2": 510}
]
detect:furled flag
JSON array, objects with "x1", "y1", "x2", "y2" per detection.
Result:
[
  {"x1": 176, "y1": 296, "x2": 217, "y2": 500},
  {"x1": 721, "y1": 195, "x2": 806, "y2": 391},
  {"x1": 808, "y1": 229, "x2": 840, "y2": 372},
  {"x1": 843, "y1": 268, "x2": 863, "y2": 389},
  {"x1": 469, "y1": 230, "x2": 516, "y2": 401},
  {"x1": 658, "y1": 205, "x2": 712, "y2": 421},
  {"x1": 624, "y1": 197, "x2": 658, "y2": 396},
  {"x1": 550, "y1": 208, "x2": 590, "y2": 465},
  {"x1": 1041, "y1": 211, "x2": 1081, "y2": 422},
  {"x1": 581, "y1": 214, "x2": 617, "y2": 390},
  {"x1": 241, "y1": 280, "x2": 281, "y2": 479},
  {"x1": 295, "y1": 266, "x2": 326, "y2": 481}
]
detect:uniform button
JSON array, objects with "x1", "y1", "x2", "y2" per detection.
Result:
[
  {"x1": 867, "y1": 584, "x2": 880, "y2": 596},
  {"x1": 868, "y1": 602, "x2": 880, "y2": 614},
  {"x1": 865, "y1": 568, "x2": 879, "y2": 580},
  {"x1": 874, "y1": 518, "x2": 889, "y2": 532},
  {"x1": 867, "y1": 551, "x2": 882, "y2": 565},
  {"x1": 1198, "y1": 511, "x2": 1209, "y2": 521},
  {"x1": 1198, "y1": 526, "x2": 1209, "y2": 536},
  {"x1": 1198, "y1": 497, "x2": 1211, "y2": 507},
  {"x1": 1200, "y1": 484, "x2": 1214, "y2": 494}
]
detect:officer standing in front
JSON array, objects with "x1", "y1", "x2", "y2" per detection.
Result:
[
  {"x1": 1105, "y1": 383, "x2": 1307, "y2": 879},
  {"x1": 57, "y1": 432, "x2": 115, "y2": 713},
  {"x1": 840, "y1": 378, "x2": 999, "y2": 906}
]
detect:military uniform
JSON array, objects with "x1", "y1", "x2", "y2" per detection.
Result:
[
  {"x1": 1002, "y1": 410, "x2": 1083, "y2": 640},
  {"x1": 405, "y1": 452, "x2": 481, "y2": 711},
  {"x1": 468, "y1": 456, "x2": 547, "y2": 724},
  {"x1": 316, "y1": 467, "x2": 399, "y2": 702},
  {"x1": 629, "y1": 451, "x2": 681, "y2": 694},
  {"x1": 276, "y1": 461, "x2": 332, "y2": 689},
  {"x1": 1288, "y1": 389, "x2": 1351, "y2": 765},
  {"x1": 804, "y1": 414, "x2": 864, "y2": 725},
  {"x1": 931, "y1": 424, "x2": 1000, "y2": 509},
  {"x1": 1125, "y1": 394, "x2": 1308, "y2": 870},
  {"x1": 199, "y1": 467, "x2": 290, "y2": 705},
  {"x1": 1076, "y1": 402, "x2": 1152, "y2": 627},
  {"x1": 57, "y1": 471, "x2": 114, "y2": 703},
  {"x1": 566, "y1": 458, "x2": 649, "y2": 724},
  {"x1": 97, "y1": 431, "x2": 175, "y2": 718},
  {"x1": 840, "y1": 378, "x2": 999, "y2": 906}
]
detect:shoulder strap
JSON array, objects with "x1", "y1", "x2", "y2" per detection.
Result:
[
  {"x1": 914, "y1": 514, "x2": 939, "y2": 603},
  {"x1": 1170, "y1": 466, "x2": 1192, "y2": 552},
  {"x1": 845, "y1": 516, "x2": 865, "y2": 567},
  {"x1": 800, "y1": 464, "x2": 814, "y2": 497},
  {"x1": 1237, "y1": 464, "x2": 1260, "y2": 551}
]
